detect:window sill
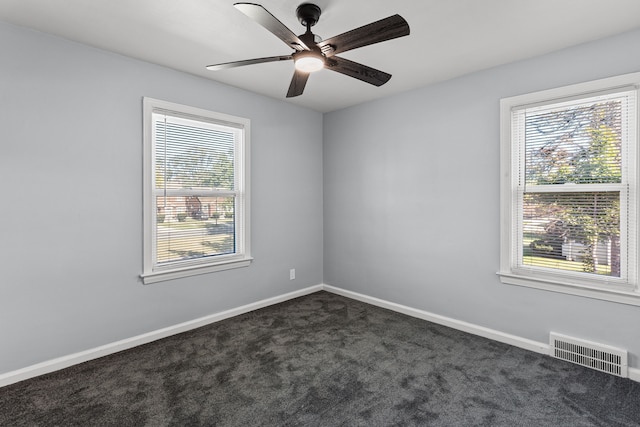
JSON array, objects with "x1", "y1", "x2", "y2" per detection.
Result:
[
  {"x1": 141, "y1": 257, "x2": 253, "y2": 284},
  {"x1": 497, "y1": 271, "x2": 640, "y2": 306}
]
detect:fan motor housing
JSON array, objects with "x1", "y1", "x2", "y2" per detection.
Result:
[{"x1": 296, "y1": 3, "x2": 321, "y2": 27}]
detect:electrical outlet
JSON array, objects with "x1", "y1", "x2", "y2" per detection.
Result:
[{"x1": 289, "y1": 268, "x2": 295, "y2": 280}]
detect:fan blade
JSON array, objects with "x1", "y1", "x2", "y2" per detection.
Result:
[
  {"x1": 206, "y1": 55, "x2": 292, "y2": 71},
  {"x1": 286, "y1": 70, "x2": 310, "y2": 98},
  {"x1": 318, "y1": 14, "x2": 409, "y2": 57},
  {"x1": 325, "y1": 56, "x2": 391, "y2": 87},
  {"x1": 234, "y1": 3, "x2": 309, "y2": 51}
]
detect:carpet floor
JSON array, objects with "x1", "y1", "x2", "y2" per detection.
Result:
[{"x1": 1, "y1": 291, "x2": 639, "y2": 426}]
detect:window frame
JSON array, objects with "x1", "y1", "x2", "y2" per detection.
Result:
[
  {"x1": 499, "y1": 73, "x2": 640, "y2": 306},
  {"x1": 141, "y1": 97, "x2": 251, "y2": 284}
]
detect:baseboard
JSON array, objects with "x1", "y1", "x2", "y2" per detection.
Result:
[
  {"x1": 3, "y1": 283, "x2": 637, "y2": 388},
  {"x1": 322, "y1": 284, "x2": 640, "y2": 383},
  {"x1": 322, "y1": 284, "x2": 550, "y2": 355},
  {"x1": 0, "y1": 284, "x2": 323, "y2": 388}
]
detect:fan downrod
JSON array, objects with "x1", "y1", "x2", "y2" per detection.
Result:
[{"x1": 296, "y1": 3, "x2": 321, "y2": 27}]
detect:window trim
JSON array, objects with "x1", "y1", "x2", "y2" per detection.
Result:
[
  {"x1": 141, "y1": 97, "x2": 252, "y2": 284},
  {"x1": 498, "y1": 73, "x2": 640, "y2": 306}
]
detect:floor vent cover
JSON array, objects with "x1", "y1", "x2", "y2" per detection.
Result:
[{"x1": 550, "y1": 332, "x2": 627, "y2": 377}]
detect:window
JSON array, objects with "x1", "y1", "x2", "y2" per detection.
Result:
[
  {"x1": 142, "y1": 98, "x2": 251, "y2": 284},
  {"x1": 499, "y1": 73, "x2": 640, "y2": 305}
]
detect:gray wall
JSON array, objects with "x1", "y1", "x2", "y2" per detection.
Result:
[
  {"x1": 323, "y1": 29, "x2": 640, "y2": 368},
  {"x1": 0, "y1": 22, "x2": 323, "y2": 374},
  {"x1": 3, "y1": 17, "x2": 640, "y2": 377}
]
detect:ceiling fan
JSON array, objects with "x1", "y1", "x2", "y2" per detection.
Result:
[{"x1": 206, "y1": 2, "x2": 410, "y2": 98}]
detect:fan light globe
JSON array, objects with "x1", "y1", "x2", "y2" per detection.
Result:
[{"x1": 294, "y1": 53, "x2": 325, "y2": 73}]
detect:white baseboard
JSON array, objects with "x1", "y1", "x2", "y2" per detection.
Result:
[
  {"x1": 2, "y1": 283, "x2": 637, "y2": 388},
  {"x1": 322, "y1": 284, "x2": 550, "y2": 355},
  {"x1": 322, "y1": 284, "x2": 640, "y2": 383},
  {"x1": 0, "y1": 284, "x2": 323, "y2": 388}
]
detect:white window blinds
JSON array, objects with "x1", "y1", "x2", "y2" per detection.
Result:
[{"x1": 511, "y1": 89, "x2": 637, "y2": 288}]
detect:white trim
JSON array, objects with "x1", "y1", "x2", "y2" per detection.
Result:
[
  {"x1": 322, "y1": 285, "x2": 549, "y2": 354},
  {"x1": 499, "y1": 272, "x2": 640, "y2": 306},
  {"x1": 0, "y1": 285, "x2": 322, "y2": 388},
  {"x1": 323, "y1": 285, "x2": 640, "y2": 382},
  {"x1": 141, "y1": 257, "x2": 253, "y2": 285},
  {"x1": 503, "y1": 73, "x2": 640, "y2": 108},
  {"x1": 3, "y1": 283, "x2": 638, "y2": 388}
]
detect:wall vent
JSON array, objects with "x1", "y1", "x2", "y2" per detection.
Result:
[{"x1": 549, "y1": 332, "x2": 627, "y2": 378}]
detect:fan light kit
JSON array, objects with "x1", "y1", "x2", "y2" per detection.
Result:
[
  {"x1": 206, "y1": 2, "x2": 410, "y2": 97},
  {"x1": 293, "y1": 51, "x2": 325, "y2": 72}
]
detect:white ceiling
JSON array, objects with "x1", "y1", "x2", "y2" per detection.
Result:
[{"x1": 2, "y1": 0, "x2": 640, "y2": 112}]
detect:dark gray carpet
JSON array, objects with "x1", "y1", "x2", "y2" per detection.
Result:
[{"x1": 1, "y1": 291, "x2": 639, "y2": 426}]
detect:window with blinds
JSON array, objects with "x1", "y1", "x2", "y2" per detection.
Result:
[
  {"x1": 499, "y1": 74, "x2": 640, "y2": 304},
  {"x1": 142, "y1": 98, "x2": 251, "y2": 284}
]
